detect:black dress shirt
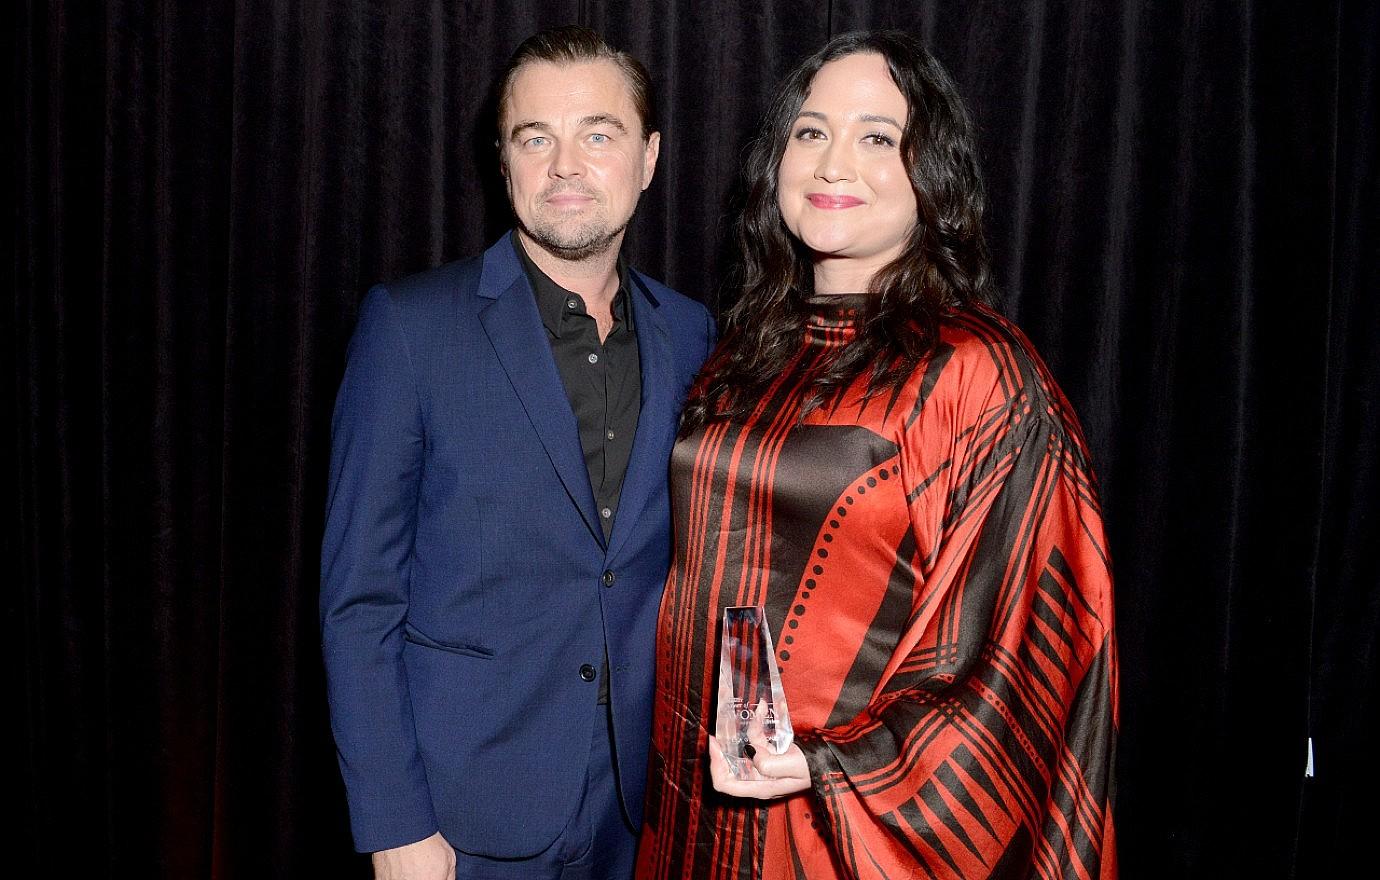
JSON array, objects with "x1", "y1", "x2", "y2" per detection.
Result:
[{"x1": 515, "y1": 231, "x2": 641, "y2": 704}]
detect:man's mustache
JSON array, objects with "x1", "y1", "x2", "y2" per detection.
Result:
[{"x1": 539, "y1": 184, "x2": 600, "y2": 201}]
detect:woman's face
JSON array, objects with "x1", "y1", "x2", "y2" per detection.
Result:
[{"x1": 777, "y1": 53, "x2": 917, "y2": 285}]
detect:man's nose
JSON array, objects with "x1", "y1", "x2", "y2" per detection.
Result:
[{"x1": 549, "y1": 140, "x2": 582, "y2": 178}]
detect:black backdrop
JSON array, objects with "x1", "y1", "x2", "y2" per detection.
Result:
[{"x1": 10, "y1": 1, "x2": 1378, "y2": 877}]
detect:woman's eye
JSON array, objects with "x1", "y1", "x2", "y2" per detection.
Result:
[
  {"x1": 864, "y1": 133, "x2": 896, "y2": 147},
  {"x1": 793, "y1": 127, "x2": 826, "y2": 141}
]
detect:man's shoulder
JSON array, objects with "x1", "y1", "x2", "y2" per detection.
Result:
[
  {"x1": 372, "y1": 253, "x2": 485, "y2": 310},
  {"x1": 629, "y1": 270, "x2": 712, "y2": 329},
  {"x1": 353, "y1": 252, "x2": 496, "y2": 362}
]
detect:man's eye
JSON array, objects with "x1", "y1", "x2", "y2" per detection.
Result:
[
  {"x1": 526, "y1": 136, "x2": 548, "y2": 148},
  {"x1": 589, "y1": 133, "x2": 609, "y2": 144}
]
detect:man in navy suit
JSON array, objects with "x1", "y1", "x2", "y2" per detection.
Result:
[{"x1": 320, "y1": 26, "x2": 715, "y2": 880}]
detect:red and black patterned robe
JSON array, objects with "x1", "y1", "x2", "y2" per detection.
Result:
[{"x1": 636, "y1": 296, "x2": 1117, "y2": 880}]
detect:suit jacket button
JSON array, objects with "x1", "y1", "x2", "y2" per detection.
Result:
[
  {"x1": 579, "y1": 664, "x2": 597, "y2": 682},
  {"x1": 602, "y1": 570, "x2": 616, "y2": 587}
]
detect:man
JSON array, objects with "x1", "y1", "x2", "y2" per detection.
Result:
[{"x1": 320, "y1": 26, "x2": 715, "y2": 880}]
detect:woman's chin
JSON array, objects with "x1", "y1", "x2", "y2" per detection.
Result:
[{"x1": 796, "y1": 233, "x2": 858, "y2": 262}]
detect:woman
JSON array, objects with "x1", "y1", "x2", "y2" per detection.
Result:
[{"x1": 636, "y1": 31, "x2": 1117, "y2": 880}]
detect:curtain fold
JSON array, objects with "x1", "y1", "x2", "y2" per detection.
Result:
[
  {"x1": 1295, "y1": 1, "x2": 1380, "y2": 875},
  {"x1": 11, "y1": 1, "x2": 1374, "y2": 877}
]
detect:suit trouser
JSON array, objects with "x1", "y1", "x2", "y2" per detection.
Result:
[{"x1": 452, "y1": 705, "x2": 638, "y2": 880}]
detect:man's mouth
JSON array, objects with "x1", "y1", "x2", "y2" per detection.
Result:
[{"x1": 545, "y1": 191, "x2": 598, "y2": 209}]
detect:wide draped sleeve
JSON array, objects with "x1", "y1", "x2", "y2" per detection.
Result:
[{"x1": 794, "y1": 312, "x2": 1118, "y2": 880}]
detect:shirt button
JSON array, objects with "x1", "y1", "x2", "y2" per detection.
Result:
[
  {"x1": 602, "y1": 570, "x2": 616, "y2": 587},
  {"x1": 566, "y1": 299, "x2": 578, "y2": 310},
  {"x1": 588, "y1": 353, "x2": 599, "y2": 364},
  {"x1": 579, "y1": 664, "x2": 597, "y2": 682},
  {"x1": 601, "y1": 507, "x2": 612, "y2": 519},
  {"x1": 606, "y1": 429, "x2": 615, "y2": 440}
]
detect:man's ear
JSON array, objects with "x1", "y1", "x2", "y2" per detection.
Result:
[{"x1": 641, "y1": 131, "x2": 661, "y2": 191}]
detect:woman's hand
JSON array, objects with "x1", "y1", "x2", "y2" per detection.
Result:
[{"x1": 707, "y1": 708, "x2": 811, "y2": 799}]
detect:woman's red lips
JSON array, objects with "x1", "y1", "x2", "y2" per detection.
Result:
[{"x1": 806, "y1": 194, "x2": 864, "y2": 209}]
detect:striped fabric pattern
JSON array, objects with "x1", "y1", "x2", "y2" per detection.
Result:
[{"x1": 636, "y1": 297, "x2": 1117, "y2": 880}]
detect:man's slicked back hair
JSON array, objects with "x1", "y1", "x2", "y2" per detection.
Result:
[{"x1": 498, "y1": 25, "x2": 656, "y2": 140}]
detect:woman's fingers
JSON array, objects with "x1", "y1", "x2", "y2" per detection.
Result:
[
  {"x1": 709, "y1": 726, "x2": 810, "y2": 799},
  {"x1": 709, "y1": 701, "x2": 810, "y2": 799},
  {"x1": 711, "y1": 732, "x2": 788, "y2": 798},
  {"x1": 712, "y1": 770, "x2": 804, "y2": 799},
  {"x1": 744, "y1": 699, "x2": 802, "y2": 781},
  {"x1": 710, "y1": 731, "x2": 760, "y2": 783},
  {"x1": 751, "y1": 746, "x2": 794, "y2": 779},
  {"x1": 707, "y1": 734, "x2": 730, "y2": 790}
]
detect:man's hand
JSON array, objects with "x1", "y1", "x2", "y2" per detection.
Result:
[{"x1": 371, "y1": 831, "x2": 455, "y2": 880}]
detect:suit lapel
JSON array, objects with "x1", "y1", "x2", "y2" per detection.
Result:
[
  {"x1": 606, "y1": 272, "x2": 679, "y2": 561},
  {"x1": 477, "y1": 238, "x2": 603, "y2": 547}
]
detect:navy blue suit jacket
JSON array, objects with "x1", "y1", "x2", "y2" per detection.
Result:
[{"x1": 320, "y1": 234, "x2": 715, "y2": 856}]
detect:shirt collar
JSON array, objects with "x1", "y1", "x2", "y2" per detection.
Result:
[{"x1": 512, "y1": 230, "x2": 633, "y2": 339}]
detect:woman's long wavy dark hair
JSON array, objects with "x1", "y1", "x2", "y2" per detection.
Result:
[{"x1": 681, "y1": 30, "x2": 993, "y2": 435}]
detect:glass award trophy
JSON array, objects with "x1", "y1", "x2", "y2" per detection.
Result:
[{"x1": 716, "y1": 605, "x2": 794, "y2": 779}]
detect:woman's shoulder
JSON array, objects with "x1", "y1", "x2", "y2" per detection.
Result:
[
  {"x1": 926, "y1": 303, "x2": 1044, "y2": 382},
  {"x1": 937, "y1": 303, "x2": 1039, "y2": 364},
  {"x1": 901, "y1": 304, "x2": 1074, "y2": 424},
  {"x1": 919, "y1": 304, "x2": 1091, "y2": 448}
]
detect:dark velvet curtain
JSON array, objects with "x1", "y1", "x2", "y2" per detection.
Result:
[{"x1": 10, "y1": 1, "x2": 1376, "y2": 877}]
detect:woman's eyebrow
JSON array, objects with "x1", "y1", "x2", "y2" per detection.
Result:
[
  {"x1": 859, "y1": 113, "x2": 903, "y2": 129},
  {"x1": 795, "y1": 110, "x2": 902, "y2": 130}
]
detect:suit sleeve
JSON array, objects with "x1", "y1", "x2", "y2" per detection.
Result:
[
  {"x1": 794, "y1": 353, "x2": 1118, "y2": 879},
  {"x1": 320, "y1": 286, "x2": 438, "y2": 853}
]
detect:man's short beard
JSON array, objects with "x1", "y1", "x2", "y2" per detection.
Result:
[{"x1": 520, "y1": 218, "x2": 628, "y2": 263}]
